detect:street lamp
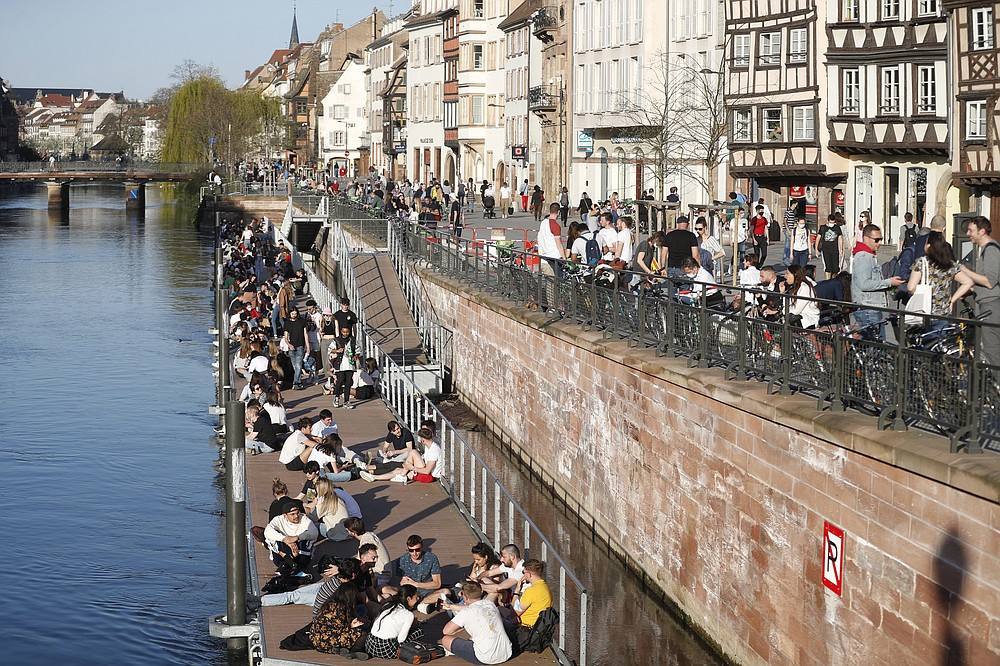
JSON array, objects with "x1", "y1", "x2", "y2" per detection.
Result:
[{"x1": 549, "y1": 76, "x2": 565, "y2": 191}]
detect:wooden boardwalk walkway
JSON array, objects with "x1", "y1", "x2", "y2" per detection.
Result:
[{"x1": 245, "y1": 296, "x2": 554, "y2": 665}]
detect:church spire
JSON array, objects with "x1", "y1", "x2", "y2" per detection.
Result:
[{"x1": 289, "y1": 4, "x2": 300, "y2": 49}]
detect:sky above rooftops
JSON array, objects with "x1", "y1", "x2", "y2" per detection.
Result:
[{"x1": 1, "y1": 0, "x2": 384, "y2": 100}]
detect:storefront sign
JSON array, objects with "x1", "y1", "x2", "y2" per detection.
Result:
[{"x1": 577, "y1": 130, "x2": 594, "y2": 152}]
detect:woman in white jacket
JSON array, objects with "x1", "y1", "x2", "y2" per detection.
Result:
[{"x1": 365, "y1": 585, "x2": 424, "y2": 659}]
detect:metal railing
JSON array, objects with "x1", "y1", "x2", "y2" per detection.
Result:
[
  {"x1": 0, "y1": 160, "x2": 205, "y2": 173},
  {"x1": 532, "y1": 5, "x2": 562, "y2": 30},
  {"x1": 332, "y1": 219, "x2": 588, "y2": 666},
  {"x1": 396, "y1": 228, "x2": 1000, "y2": 454},
  {"x1": 528, "y1": 85, "x2": 559, "y2": 111}
]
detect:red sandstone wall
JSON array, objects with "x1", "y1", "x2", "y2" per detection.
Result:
[{"x1": 415, "y1": 270, "x2": 1000, "y2": 666}]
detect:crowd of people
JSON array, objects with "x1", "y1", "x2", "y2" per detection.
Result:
[{"x1": 219, "y1": 215, "x2": 555, "y2": 662}]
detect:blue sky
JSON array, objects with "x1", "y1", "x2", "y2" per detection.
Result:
[{"x1": 1, "y1": 1, "x2": 386, "y2": 100}]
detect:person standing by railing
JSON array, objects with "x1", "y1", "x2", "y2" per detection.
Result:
[
  {"x1": 959, "y1": 217, "x2": 1000, "y2": 363},
  {"x1": 851, "y1": 224, "x2": 904, "y2": 340},
  {"x1": 538, "y1": 203, "x2": 566, "y2": 309}
]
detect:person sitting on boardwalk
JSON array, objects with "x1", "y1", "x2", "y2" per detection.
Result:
[
  {"x1": 310, "y1": 409, "x2": 338, "y2": 439},
  {"x1": 378, "y1": 420, "x2": 415, "y2": 463},
  {"x1": 245, "y1": 404, "x2": 279, "y2": 454},
  {"x1": 359, "y1": 426, "x2": 440, "y2": 484},
  {"x1": 365, "y1": 584, "x2": 425, "y2": 659},
  {"x1": 310, "y1": 478, "x2": 351, "y2": 541},
  {"x1": 264, "y1": 499, "x2": 318, "y2": 575},
  {"x1": 267, "y1": 478, "x2": 303, "y2": 521},
  {"x1": 440, "y1": 581, "x2": 513, "y2": 665},
  {"x1": 384, "y1": 535, "x2": 442, "y2": 603},
  {"x1": 309, "y1": 433, "x2": 364, "y2": 483},
  {"x1": 312, "y1": 557, "x2": 361, "y2": 616},
  {"x1": 344, "y1": 517, "x2": 391, "y2": 575},
  {"x1": 261, "y1": 554, "x2": 344, "y2": 608},
  {"x1": 279, "y1": 417, "x2": 321, "y2": 471},
  {"x1": 310, "y1": 582, "x2": 369, "y2": 657},
  {"x1": 509, "y1": 559, "x2": 552, "y2": 629},
  {"x1": 480, "y1": 544, "x2": 525, "y2": 604},
  {"x1": 432, "y1": 542, "x2": 503, "y2": 610}
]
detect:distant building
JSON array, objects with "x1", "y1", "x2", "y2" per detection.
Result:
[{"x1": 0, "y1": 77, "x2": 19, "y2": 158}]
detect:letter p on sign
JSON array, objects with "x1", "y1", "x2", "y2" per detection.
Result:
[{"x1": 822, "y1": 521, "x2": 845, "y2": 596}]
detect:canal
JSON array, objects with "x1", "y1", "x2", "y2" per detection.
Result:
[
  {"x1": 0, "y1": 183, "x2": 720, "y2": 665},
  {"x1": 0, "y1": 184, "x2": 229, "y2": 665}
]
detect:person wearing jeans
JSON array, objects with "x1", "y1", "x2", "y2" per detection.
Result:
[{"x1": 282, "y1": 307, "x2": 310, "y2": 389}]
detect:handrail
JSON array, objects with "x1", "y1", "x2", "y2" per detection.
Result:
[
  {"x1": 0, "y1": 160, "x2": 205, "y2": 173},
  {"x1": 393, "y1": 227, "x2": 1000, "y2": 454},
  {"x1": 284, "y1": 215, "x2": 588, "y2": 665}
]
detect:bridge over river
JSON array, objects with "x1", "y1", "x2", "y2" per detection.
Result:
[{"x1": 0, "y1": 161, "x2": 203, "y2": 210}]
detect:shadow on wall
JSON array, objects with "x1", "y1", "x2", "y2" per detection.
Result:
[{"x1": 932, "y1": 524, "x2": 967, "y2": 666}]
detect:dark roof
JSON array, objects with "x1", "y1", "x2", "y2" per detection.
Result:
[
  {"x1": 498, "y1": 0, "x2": 543, "y2": 31},
  {"x1": 404, "y1": 9, "x2": 449, "y2": 28},
  {"x1": 8, "y1": 87, "x2": 120, "y2": 105},
  {"x1": 90, "y1": 134, "x2": 130, "y2": 152}
]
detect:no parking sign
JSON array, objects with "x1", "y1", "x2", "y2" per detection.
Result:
[{"x1": 822, "y1": 521, "x2": 845, "y2": 596}]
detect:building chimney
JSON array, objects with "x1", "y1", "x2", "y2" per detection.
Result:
[{"x1": 245, "y1": 69, "x2": 251, "y2": 80}]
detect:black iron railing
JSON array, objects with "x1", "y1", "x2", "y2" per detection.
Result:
[
  {"x1": 528, "y1": 85, "x2": 559, "y2": 111},
  {"x1": 396, "y1": 229, "x2": 1000, "y2": 454}
]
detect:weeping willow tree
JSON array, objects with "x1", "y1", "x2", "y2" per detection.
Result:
[{"x1": 160, "y1": 76, "x2": 281, "y2": 166}]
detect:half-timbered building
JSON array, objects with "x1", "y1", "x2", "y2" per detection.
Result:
[
  {"x1": 725, "y1": 0, "x2": 846, "y2": 224},
  {"x1": 825, "y1": 0, "x2": 949, "y2": 243},
  {"x1": 944, "y1": 0, "x2": 1000, "y2": 219}
]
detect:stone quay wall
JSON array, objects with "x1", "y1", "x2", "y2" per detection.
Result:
[{"x1": 412, "y1": 265, "x2": 1000, "y2": 666}]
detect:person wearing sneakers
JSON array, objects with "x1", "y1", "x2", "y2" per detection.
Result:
[
  {"x1": 318, "y1": 307, "x2": 339, "y2": 394},
  {"x1": 359, "y1": 426, "x2": 440, "y2": 484},
  {"x1": 329, "y1": 325, "x2": 358, "y2": 409},
  {"x1": 344, "y1": 517, "x2": 392, "y2": 576},
  {"x1": 440, "y1": 581, "x2": 513, "y2": 665}
]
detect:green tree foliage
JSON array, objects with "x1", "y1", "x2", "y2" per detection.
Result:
[{"x1": 160, "y1": 75, "x2": 281, "y2": 166}]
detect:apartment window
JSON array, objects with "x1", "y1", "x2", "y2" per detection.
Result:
[
  {"x1": 763, "y1": 108, "x2": 783, "y2": 141},
  {"x1": 759, "y1": 32, "x2": 781, "y2": 66},
  {"x1": 967, "y1": 101, "x2": 987, "y2": 139},
  {"x1": 789, "y1": 28, "x2": 807, "y2": 63},
  {"x1": 917, "y1": 0, "x2": 938, "y2": 16},
  {"x1": 333, "y1": 131, "x2": 345, "y2": 146},
  {"x1": 733, "y1": 34, "x2": 750, "y2": 67},
  {"x1": 916, "y1": 66, "x2": 936, "y2": 114},
  {"x1": 842, "y1": 0, "x2": 859, "y2": 21},
  {"x1": 733, "y1": 109, "x2": 752, "y2": 142},
  {"x1": 473, "y1": 45, "x2": 484, "y2": 69},
  {"x1": 880, "y1": 67, "x2": 900, "y2": 115},
  {"x1": 333, "y1": 104, "x2": 347, "y2": 120},
  {"x1": 472, "y1": 96, "x2": 484, "y2": 125},
  {"x1": 338, "y1": 84, "x2": 352, "y2": 95},
  {"x1": 295, "y1": 100, "x2": 308, "y2": 114},
  {"x1": 842, "y1": 68, "x2": 861, "y2": 114},
  {"x1": 792, "y1": 106, "x2": 815, "y2": 140},
  {"x1": 972, "y1": 8, "x2": 995, "y2": 50},
  {"x1": 882, "y1": 0, "x2": 900, "y2": 20},
  {"x1": 474, "y1": 0, "x2": 484, "y2": 18}
]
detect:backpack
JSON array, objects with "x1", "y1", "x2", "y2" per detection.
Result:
[
  {"x1": 584, "y1": 235, "x2": 602, "y2": 267},
  {"x1": 902, "y1": 224, "x2": 918, "y2": 249},
  {"x1": 518, "y1": 608, "x2": 559, "y2": 654},
  {"x1": 699, "y1": 247, "x2": 715, "y2": 276},
  {"x1": 881, "y1": 245, "x2": 916, "y2": 281},
  {"x1": 397, "y1": 641, "x2": 446, "y2": 663}
]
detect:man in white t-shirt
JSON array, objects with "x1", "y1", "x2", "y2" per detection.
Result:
[
  {"x1": 480, "y1": 543, "x2": 525, "y2": 603},
  {"x1": 596, "y1": 212, "x2": 619, "y2": 261},
  {"x1": 614, "y1": 216, "x2": 635, "y2": 264},
  {"x1": 310, "y1": 410, "x2": 339, "y2": 439},
  {"x1": 441, "y1": 581, "x2": 513, "y2": 665},
  {"x1": 279, "y1": 418, "x2": 320, "y2": 472},
  {"x1": 499, "y1": 182, "x2": 512, "y2": 219},
  {"x1": 360, "y1": 426, "x2": 441, "y2": 484}
]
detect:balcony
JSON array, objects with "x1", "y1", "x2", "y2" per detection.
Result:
[
  {"x1": 531, "y1": 5, "x2": 561, "y2": 43},
  {"x1": 528, "y1": 85, "x2": 559, "y2": 113}
]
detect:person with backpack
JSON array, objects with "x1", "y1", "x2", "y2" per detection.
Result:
[
  {"x1": 898, "y1": 212, "x2": 919, "y2": 252},
  {"x1": 852, "y1": 224, "x2": 905, "y2": 340},
  {"x1": 695, "y1": 218, "x2": 725, "y2": 277},
  {"x1": 558, "y1": 186, "x2": 570, "y2": 225}
]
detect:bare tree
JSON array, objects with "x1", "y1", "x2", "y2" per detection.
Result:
[
  {"x1": 613, "y1": 50, "x2": 728, "y2": 202},
  {"x1": 611, "y1": 50, "x2": 687, "y2": 198}
]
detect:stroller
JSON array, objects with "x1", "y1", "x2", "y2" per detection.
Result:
[{"x1": 482, "y1": 193, "x2": 497, "y2": 219}]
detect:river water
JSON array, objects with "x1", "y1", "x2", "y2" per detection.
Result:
[
  {"x1": 0, "y1": 183, "x2": 720, "y2": 665},
  {"x1": 0, "y1": 184, "x2": 229, "y2": 665}
]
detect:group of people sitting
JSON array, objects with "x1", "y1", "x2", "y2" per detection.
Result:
[
  {"x1": 255, "y1": 414, "x2": 554, "y2": 662},
  {"x1": 221, "y1": 216, "x2": 555, "y2": 662}
]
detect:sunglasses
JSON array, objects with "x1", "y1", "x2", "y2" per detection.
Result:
[{"x1": 408, "y1": 547, "x2": 422, "y2": 553}]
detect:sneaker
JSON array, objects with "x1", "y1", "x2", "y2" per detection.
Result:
[
  {"x1": 343, "y1": 403, "x2": 354, "y2": 410},
  {"x1": 334, "y1": 397, "x2": 341, "y2": 408},
  {"x1": 417, "y1": 602, "x2": 431, "y2": 614},
  {"x1": 359, "y1": 471, "x2": 375, "y2": 483},
  {"x1": 350, "y1": 653, "x2": 369, "y2": 661},
  {"x1": 390, "y1": 474, "x2": 408, "y2": 484}
]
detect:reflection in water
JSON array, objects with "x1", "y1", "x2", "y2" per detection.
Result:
[
  {"x1": 0, "y1": 184, "x2": 230, "y2": 665},
  {"x1": 440, "y1": 403, "x2": 722, "y2": 666}
]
